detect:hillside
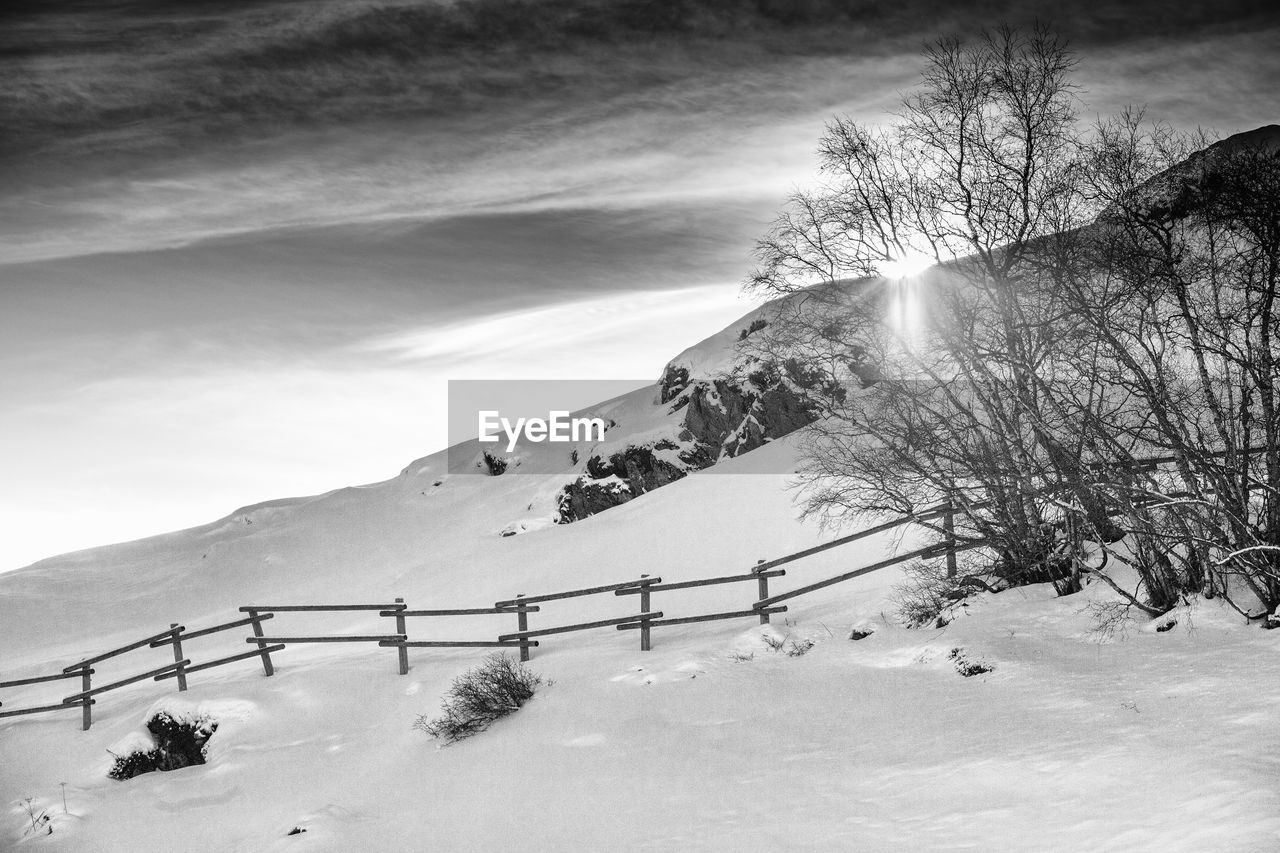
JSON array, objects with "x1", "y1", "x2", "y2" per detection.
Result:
[
  {"x1": 0, "y1": 288, "x2": 827, "y2": 657},
  {"x1": 3, "y1": 292, "x2": 1280, "y2": 851}
]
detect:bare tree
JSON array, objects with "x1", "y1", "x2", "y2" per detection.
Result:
[
  {"x1": 746, "y1": 28, "x2": 1280, "y2": 616},
  {"x1": 1062, "y1": 116, "x2": 1280, "y2": 612},
  {"x1": 748, "y1": 25, "x2": 1101, "y2": 591}
]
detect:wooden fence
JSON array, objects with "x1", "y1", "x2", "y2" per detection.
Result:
[
  {"x1": 0, "y1": 540, "x2": 922, "y2": 731},
  {"x1": 0, "y1": 496, "x2": 998, "y2": 731},
  {"x1": 3, "y1": 447, "x2": 1249, "y2": 731}
]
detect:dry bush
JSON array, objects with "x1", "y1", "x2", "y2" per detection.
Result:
[
  {"x1": 415, "y1": 653, "x2": 542, "y2": 743},
  {"x1": 893, "y1": 561, "x2": 976, "y2": 628}
]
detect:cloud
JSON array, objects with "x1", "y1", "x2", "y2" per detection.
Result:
[
  {"x1": 0, "y1": 49, "x2": 908, "y2": 264},
  {"x1": 3, "y1": 0, "x2": 1275, "y2": 263},
  {"x1": 363, "y1": 283, "x2": 748, "y2": 376}
]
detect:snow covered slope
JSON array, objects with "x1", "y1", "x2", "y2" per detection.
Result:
[
  {"x1": 0, "y1": 292, "x2": 822, "y2": 659},
  {"x1": 2, "y1": 295, "x2": 1280, "y2": 851}
]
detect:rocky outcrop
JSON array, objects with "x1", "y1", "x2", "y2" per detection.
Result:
[
  {"x1": 108, "y1": 712, "x2": 218, "y2": 781},
  {"x1": 556, "y1": 356, "x2": 830, "y2": 523},
  {"x1": 679, "y1": 361, "x2": 832, "y2": 459},
  {"x1": 558, "y1": 444, "x2": 687, "y2": 521},
  {"x1": 659, "y1": 363, "x2": 690, "y2": 405}
]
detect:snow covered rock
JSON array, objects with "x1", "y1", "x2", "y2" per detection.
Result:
[
  {"x1": 556, "y1": 309, "x2": 826, "y2": 523},
  {"x1": 108, "y1": 711, "x2": 218, "y2": 780}
]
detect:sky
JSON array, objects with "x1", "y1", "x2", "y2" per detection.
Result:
[{"x1": 1, "y1": 0, "x2": 1278, "y2": 572}]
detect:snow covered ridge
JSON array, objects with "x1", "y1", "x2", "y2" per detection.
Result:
[
  {"x1": 555, "y1": 299, "x2": 836, "y2": 523},
  {"x1": 1101, "y1": 124, "x2": 1280, "y2": 223}
]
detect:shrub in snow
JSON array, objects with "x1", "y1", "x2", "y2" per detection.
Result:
[
  {"x1": 894, "y1": 561, "x2": 975, "y2": 628},
  {"x1": 785, "y1": 638, "x2": 815, "y2": 657},
  {"x1": 108, "y1": 712, "x2": 218, "y2": 781},
  {"x1": 760, "y1": 630, "x2": 815, "y2": 657},
  {"x1": 20, "y1": 798, "x2": 52, "y2": 837},
  {"x1": 948, "y1": 647, "x2": 992, "y2": 678},
  {"x1": 415, "y1": 653, "x2": 542, "y2": 743}
]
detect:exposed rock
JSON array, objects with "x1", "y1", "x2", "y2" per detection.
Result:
[
  {"x1": 679, "y1": 374, "x2": 818, "y2": 458},
  {"x1": 559, "y1": 446, "x2": 687, "y2": 523},
  {"x1": 737, "y1": 318, "x2": 768, "y2": 340},
  {"x1": 108, "y1": 712, "x2": 217, "y2": 781},
  {"x1": 558, "y1": 477, "x2": 633, "y2": 521},
  {"x1": 659, "y1": 364, "x2": 690, "y2": 405},
  {"x1": 557, "y1": 355, "x2": 827, "y2": 523},
  {"x1": 481, "y1": 451, "x2": 508, "y2": 476}
]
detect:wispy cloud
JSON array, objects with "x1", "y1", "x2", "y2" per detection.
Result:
[
  {"x1": 0, "y1": 54, "x2": 904, "y2": 264},
  {"x1": 364, "y1": 283, "x2": 747, "y2": 375}
]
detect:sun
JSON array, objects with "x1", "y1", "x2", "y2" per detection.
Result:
[{"x1": 878, "y1": 251, "x2": 935, "y2": 279}]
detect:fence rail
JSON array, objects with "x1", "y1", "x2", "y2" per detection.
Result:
[
  {"x1": 240, "y1": 604, "x2": 405, "y2": 613},
  {"x1": 248, "y1": 635, "x2": 404, "y2": 644},
  {"x1": 0, "y1": 700, "x2": 92, "y2": 721},
  {"x1": 755, "y1": 541, "x2": 984, "y2": 609},
  {"x1": 386, "y1": 607, "x2": 539, "y2": 617},
  {"x1": 613, "y1": 569, "x2": 785, "y2": 594},
  {"x1": 499, "y1": 612, "x2": 663, "y2": 641},
  {"x1": 618, "y1": 606, "x2": 789, "y2": 629},
  {"x1": 65, "y1": 626, "x2": 185, "y2": 672},
  {"x1": 150, "y1": 614, "x2": 273, "y2": 645},
  {"x1": 64, "y1": 662, "x2": 189, "y2": 703},
  {"x1": 380, "y1": 640, "x2": 538, "y2": 649},
  {"x1": 494, "y1": 577, "x2": 659, "y2": 608},
  {"x1": 0, "y1": 669, "x2": 93, "y2": 689},
  {"x1": 156, "y1": 646, "x2": 287, "y2": 679}
]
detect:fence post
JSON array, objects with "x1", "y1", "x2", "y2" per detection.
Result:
[
  {"x1": 78, "y1": 666, "x2": 92, "y2": 731},
  {"x1": 755, "y1": 560, "x2": 771, "y2": 624},
  {"x1": 638, "y1": 575, "x2": 652, "y2": 652},
  {"x1": 393, "y1": 598, "x2": 409, "y2": 675},
  {"x1": 169, "y1": 624, "x2": 188, "y2": 692},
  {"x1": 943, "y1": 500, "x2": 958, "y2": 579},
  {"x1": 515, "y1": 594, "x2": 530, "y2": 662},
  {"x1": 246, "y1": 609, "x2": 275, "y2": 676}
]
